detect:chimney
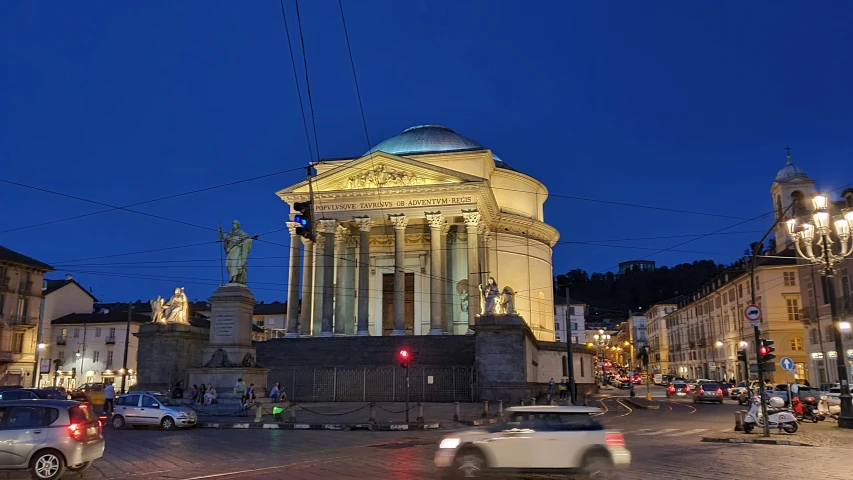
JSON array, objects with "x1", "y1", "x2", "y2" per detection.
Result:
[{"x1": 65, "y1": 274, "x2": 73, "y2": 281}]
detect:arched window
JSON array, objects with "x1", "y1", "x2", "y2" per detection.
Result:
[
  {"x1": 791, "y1": 191, "x2": 805, "y2": 216},
  {"x1": 791, "y1": 337, "x2": 804, "y2": 351}
]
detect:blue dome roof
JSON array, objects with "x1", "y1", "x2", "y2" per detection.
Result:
[
  {"x1": 365, "y1": 125, "x2": 515, "y2": 170},
  {"x1": 775, "y1": 156, "x2": 809, "y2": 183}
]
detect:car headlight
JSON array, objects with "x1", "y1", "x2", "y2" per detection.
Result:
[
  {"x1": 439, "y1": 438, "x2": 460, "y2": 449},
  {"x1": 176, "y1": 412, "x2": 188, "y2": 418}
]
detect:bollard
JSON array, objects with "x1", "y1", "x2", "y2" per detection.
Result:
[
  {"x1": 417, "y1": 402, "x2": 424, "y2": 424},
  {"x1": 289, "y1": 403, "x2": 297, "y2": 423},
  {"x1": 482, "y1": 400, "x2": 490, "y2": 418},
  {"x1": 254, "y1": 403, "x2": 263, "y2": 422},
  {"x1": 370, "y1": 403, "x2": 377, "y2": 423},
  {"x1": 583, "y1": 394, "x2": 588, "y2": 406},
  {"x1": 550, "y1": 398, "x2": 557, "y2": 406},
  {"x1": 734, "y1": 411, "x2": 744, "y2": 432},
  {"x1": 531, "y1": 397, "x2": 536, "y2": 406},
  {"x1": 498, "y1": 400, "x2": 504, "y2": 417},
  {"x1": 453, "y1": 402, "x2": 460, "y2": 421},
  {"x1": 520, "y1": 399, "x2": 525, "y2": 406}
]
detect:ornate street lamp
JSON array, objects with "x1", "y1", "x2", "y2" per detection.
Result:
[
  {"x1": 785, "y1": 193, "x2": 853, "y2": 428},
  {"x1": 592, "y1": 331, "x2": 612, "y2": 385}
]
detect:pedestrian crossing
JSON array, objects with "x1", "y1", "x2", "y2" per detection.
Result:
[{"x1": 618, "y1": 427, "x2": 732, "y2": 438}]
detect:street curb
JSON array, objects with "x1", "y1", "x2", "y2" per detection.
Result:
[
  {"x1": 624, "y1": 398, "x2": 660, "y2": 410},
  {"x1": 701, "y1": 437, "x2": 814, "y2": 447},
  {"x1": 196, "y1": 422, "x2": 441, "y2": 431}
]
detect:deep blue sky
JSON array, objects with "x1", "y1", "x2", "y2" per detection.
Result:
[{"x1": 2, "y1": 1, "x2": 852, "y2": 303}]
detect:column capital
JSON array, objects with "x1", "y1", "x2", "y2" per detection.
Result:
[
  {"x1": 425, "y1": 211, "x2": 444, "y2": 230},
  {"x1": 462, "y1": 210, "x2": 481, "y2": 228},
  {"x1": 388, "y1": 213, "x2": 409, "y2": 231},
  {"x1": 301, "y1": 235, "x2": 314, "y2": 245},
  {"x1": 335, "y1": 224, "x2": 350, "y2": 242},
  {"x1": 319, "y1": 218, "x2": 338, "y2": 232},
  {"x1": 286, "y1": 221, "x2": 301, "y2": 236},
  {"x1": 314, "y1": 232, "x2": 325, "y2": 246},
  {"x1": 353, "y1": 216, "x2": 375, "y2": 232}
]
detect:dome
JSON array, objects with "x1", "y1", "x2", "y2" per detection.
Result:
[
  {"x1": 365, "y1": 125, "x2": 515, "y2": 170},
  {"x1": 775, "y1": 155, "x2": 809, "y2": 183}
]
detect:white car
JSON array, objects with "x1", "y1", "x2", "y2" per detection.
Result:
[{"x1": 434, "y1": 406, "x2": 630, "y2": 478}]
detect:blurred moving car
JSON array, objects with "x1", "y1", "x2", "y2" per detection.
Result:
[
  {"x1": 111, "y1": 392, "x2": 197, "y2": 430},
  {"x1": 666, "y1": 382, "x2": 690, "y2": 398},
  {"x1": 434, "y1": 406, "x2": 630, "y2": 479},
  {"x1": 0, "y1": 389, "x2": 68, "y2": 401},
  {"x1": 692, "y1": 383, "x2": 725, "y2": 404},
  {"x1": 70, "y1": 384, "x2": 105, "y2": 408},
  {"x1": 0, "y1": 400, "x2": 104, "y2": 480}
]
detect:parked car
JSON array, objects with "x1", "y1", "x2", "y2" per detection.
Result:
[
  {"x1": 692, "y1": 383, "x2": 725, "y2": 404},
  {"x1": 434, "y1": 406, "x2": 630, "y2": 478},
  {"x1": 0, "y1": 389, "x2": 68, "y2": 401},
  {"x1": 111, "y1": 392, "x2": 197, "y2": 429},
  {"x1": 0, "y1": 399, "x2": 104, "y2": 480}
]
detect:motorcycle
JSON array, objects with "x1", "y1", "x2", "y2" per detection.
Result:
[
  {"x1": 743, "y1": 396, "x2": 798, "y2": 434},
  {"x1": 792, "y1": 396, "x2": 820, "y2": 423}
]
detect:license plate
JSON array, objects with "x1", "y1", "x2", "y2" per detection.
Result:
[{"x1": 87, "y1": 426, "x2": 97, "y2": 436}]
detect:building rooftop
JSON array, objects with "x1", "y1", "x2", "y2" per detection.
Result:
[
  {"x1": 43, "y1": 277, "x2": 99, "y2": 302},
  {"x1": 774, "y1": 154, "x2": 809, "y2": 183},
  {"x1": 0, "y1": 245, "x2": 54, "y2": 272},
  {"x1": 365, "y1": 125, "x2": 516, "y2": 171}
]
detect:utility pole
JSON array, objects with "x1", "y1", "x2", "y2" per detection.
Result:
[
  {"x1": 564, "y1": 286, "x2": 577, "y2": 404},
  {"x1": 120, "y1": 304, "x2": 132, "y2": 394}
]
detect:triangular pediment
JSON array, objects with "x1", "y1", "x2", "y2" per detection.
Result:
[{"x1": 280, "y1": 152, "x2": 486, "y2": 194}]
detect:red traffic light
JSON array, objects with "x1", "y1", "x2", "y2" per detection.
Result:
[
  {"x1": 400, "y1": 349, "x2": 409, "y2": 358},
  {"x1": 759, "y1": 346, "x2": 769, "y2": 356}
]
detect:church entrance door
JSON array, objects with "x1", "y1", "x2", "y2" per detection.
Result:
[{"x1": 382, "y1": 273, "x2": 414, "y2": 335}]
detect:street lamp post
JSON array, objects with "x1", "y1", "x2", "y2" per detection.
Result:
[
  {"x1": 592, "y1": 330, "x2": 611, "y2": 386},
  {"x1": 785, "y1": 192, "x2": 853, "y2": 429}
]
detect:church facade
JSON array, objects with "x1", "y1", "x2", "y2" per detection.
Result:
[{"x1": 276, "y1": 125, "x2": 559, "y2": 341}]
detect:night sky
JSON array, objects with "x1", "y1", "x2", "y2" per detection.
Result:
[{"x1": 2, "y1": 1, "x2": 852, "y2": 303}]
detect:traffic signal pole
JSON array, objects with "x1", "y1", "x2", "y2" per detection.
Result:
[{"x1": 750, "y1": 239, "x2": 772, "y2": 437}]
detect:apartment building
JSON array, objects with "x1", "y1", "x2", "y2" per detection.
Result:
[
  {"x1": 0, "y1": 246, "x2": 54, "y2": 386},
  {"x1": 665, "y1": 255, "x2": 808, "y2": 383},
  {"x1": 646, "y1": 301, "x2": 677, "y2": 375},
  {"x1": 554, "y1": 298, "x2": 586, "y2": 344}
]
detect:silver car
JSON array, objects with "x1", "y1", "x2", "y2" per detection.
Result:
[
  {"x1": 111, "y1": 392, "x2": 197, "y2": 429},
  {"x1": 0, "y1": 399, "x2": 105, "y2": 480}
]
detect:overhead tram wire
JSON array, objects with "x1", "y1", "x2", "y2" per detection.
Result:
[
  {"x1": 293, "y1": 0, "x2": 321, "y2": 162},
  {"x1": 0, "y1": 166, "x2": 305, "y2": 235},
  {"x1": 278, "y1": 0, "x2": 315, "y2": 163}
]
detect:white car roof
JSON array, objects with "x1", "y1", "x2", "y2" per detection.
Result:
[{"x1": 506, "y1": 405, "x2": 602, "y2": 414}]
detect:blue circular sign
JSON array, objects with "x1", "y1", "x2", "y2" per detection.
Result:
[{"x1": 780, "y1": 357, "x2": 795, "y2": 371}]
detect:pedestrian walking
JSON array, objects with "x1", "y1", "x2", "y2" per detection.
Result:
[
  {"x1": 548, "y1": 378, "x2": 556, "y2": 400},
  {"x1": 104, "y1": 382, "x2": 115, "y2": 416}
]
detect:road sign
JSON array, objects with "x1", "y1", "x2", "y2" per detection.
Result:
[
  {"x1": 744, "y1": 304, "x2": 762, "y2": 327},
  {"x1": 780, "y1": 357, "x2": 796, "y2": 372}
]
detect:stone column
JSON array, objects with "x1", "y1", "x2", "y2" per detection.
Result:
[
  {"x1": 333, "y1": 225, "x2": 348, "y2": 335},
  {"x1": 298, "y1": 236, "x2": 314, "y2": 336},
  {"x1": 319, "y1": 219, "x2": 338, "y2": 337},
  {"x1": 354, "y1": 216, "x2": 374, "y2": 336},
  {"x1": 311, "y1": 232, "x2": 325, "y2": 336},
  {"x1": 462, "y1": 210, "x2": 482, "y2": 335},
  {"x1": 426, "y1": 212, "x2": 445, "y2": 335},
  {"x1": 443, "y1": 226, "x2": 454, "y2": 333},
  {"x1": 285, "y1": 222, "x2": 301, "y2": 338},
  {"x1": 388, "y1": 214, "x2": 409, "y2": 336},
  {"x1": 343, "y1": 235, "x2": 357, "y2": 335}
]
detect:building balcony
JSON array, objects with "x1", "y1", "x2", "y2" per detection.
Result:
[
  {"x1": 106, "y1": 336, "x2": 116, "y2": 344},
  {"x1": 56, "y1": 337, "x2": 67, "y2": 345},
  {"x1": 0, "y1": 351, "x2": 13, "y2": 363},
  {"x1": 11, "y1": 316, "x2": 38, "y2": 328},
  {"x1": 689, "y1": 341, "x2": 696, "y2": 349}
]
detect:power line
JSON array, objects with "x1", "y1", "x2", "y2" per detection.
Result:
[
  {"x1": 293, "y1": 0, "x2": 321, "y2": 162},
  {"x1": 278, "y1": 0, "x2": 315, "y2": 162},
  {"x1": 338, "y1": 0, "x2": 371, "y2": 151},
  {"x1": 0, "y1": 166, "x2": 304, "y2": 235}
]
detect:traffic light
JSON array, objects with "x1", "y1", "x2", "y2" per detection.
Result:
[
  {"x1": 398, "y1": 348, "x2": 411, "y2": 369},
  {"x1": 737, "y1": 349, "x2": 747, "y2": 363},
  {"x1": 758, "y1": 338, "x2": 776, "y2": 364},
  {"x1": 293, "y1": 201, "x2": 313, "y2": 239}
]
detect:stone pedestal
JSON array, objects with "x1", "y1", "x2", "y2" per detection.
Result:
[
  {"x1": 134, "y1": 322, "x2": 210, "y2": 393},
  {"x1": 189, "y1": 283, "x2": 269, "y2": 398}
]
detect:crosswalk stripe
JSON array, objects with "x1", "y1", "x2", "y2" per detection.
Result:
[
  {"x1": 665, "y1": 428, "x2": 707, "y2": 437},
  {"x1": 625, "y1": 429, "x2": 653, "y2": 435},
  {"x1": 636, "y1": 429, "x2": 678, "y2": 436}
]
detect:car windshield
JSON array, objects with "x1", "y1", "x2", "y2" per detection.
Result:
[
  {"x1": 153, "y1": 394, "x2": 182, "y2": 406},
  {"x1": 673, "y1": 383, "x2": 686, "y2": 388},
  {"x1": 700, "y1": 384, "x2": 720, "y2": 390}
]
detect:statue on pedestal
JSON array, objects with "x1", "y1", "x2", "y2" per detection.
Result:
[
  {"x1": 149, "y1": 287, "x2": 189, "y2": 324},
  {"x1": 500, "y1": 286, "x2": 517, "y2": 315},
  {"x1": 219, "y1": 220, "x2": 254, "y2": 284},
  {"x1": 479, "y1": 277, "x2": 500, "y2": 315}
]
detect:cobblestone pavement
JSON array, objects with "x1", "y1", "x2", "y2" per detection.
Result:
[{"x1": 0, "y1": 396, "x2": 848, "y2": 480}]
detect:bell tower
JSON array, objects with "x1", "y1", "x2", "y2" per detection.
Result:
[{"x1": 770, "y1": 147, "x2": 815, "y2": 254}]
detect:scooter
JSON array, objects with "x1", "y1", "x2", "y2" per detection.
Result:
[
  {"x1": 792, "y1": 396, "x2": 820, "y2": 423},
  {"x1": 817, "y1": 396, "x2": 840, "y2": 420},
  {"x1": 743, "y1": 396, "x2": 798, "y2": 434}
]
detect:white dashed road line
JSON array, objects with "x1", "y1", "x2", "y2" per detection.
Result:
[
  {"x1": 636, "y1": 429, "x2": 679, "y2": 436},
  {"x1": 665, "y1": 428, "x2": 708, "y2": 437}
]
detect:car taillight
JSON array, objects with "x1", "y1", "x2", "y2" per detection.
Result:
[
  {"x1": 605, "y1": 433, "x2": 625, "y2": 447},
  {"x1": 68, "y1": 423, "x2": 85, "y2": 441},
  {"x1": 716, "y1": 388, "x2": 723, "y2": 395},
  {"x1": 98, "y1": 420, "x2": 103, "y2": 435},
  {"x1": 699, "y1": 388, "x2": 705, "y2": 395},
  {"x1": 668, "y1": 386, "x2": 675, "y2": 393}
]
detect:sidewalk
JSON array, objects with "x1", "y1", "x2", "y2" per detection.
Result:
[
  {"x1": 702, "y1": 420, "x2": 852, "y2": 447},
  {"x1": 190, "y1": 402, "x2": 496, "y2": 429}
]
